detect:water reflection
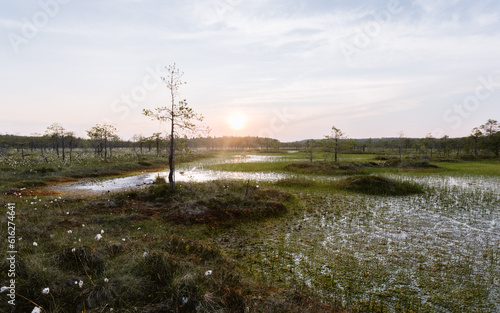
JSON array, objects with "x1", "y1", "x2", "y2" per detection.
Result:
[{"x1": 47, "y1": 155, "x2": 293, "y2": 195}]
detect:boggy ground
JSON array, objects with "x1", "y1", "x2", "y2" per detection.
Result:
[
  {"x1": 0, "y1": 180, "x2": 341, "y2": 313},
  {"x1": 1, "y1": 151, "x2": 499, "y2": 312}
]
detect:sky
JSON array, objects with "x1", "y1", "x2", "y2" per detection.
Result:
[{"x1": 1, "y1": 0, "x2": 500, "y2": 141}]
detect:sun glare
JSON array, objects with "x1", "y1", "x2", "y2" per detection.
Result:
[{"x1": 228, "y1": 113, "x2": 246, "y2": 130}]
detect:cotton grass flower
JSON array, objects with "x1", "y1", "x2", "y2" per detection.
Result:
[
  {"x1": 101, "y1": 229, "x2": 104, "y2": 234},
  {"x1": 1, "y1": 286, "x2": 7, "y2": 293},
  {"x1": 42, "y1": 287, "x2": 50, "y2": 294},
  {"x1": 143, "y1": 252, "x2": 148, "y2": 257},
  {"x1": 71, "y1": 248, "x2": 76, "y2": 253},
  {"x1": 33, "y1": 242, "x2": 38, "y2": 247},
  {"x1": 95, "y1": 234, "x2": 102, "y2": 240},
  {"x1": 67, "y1": 230, "x2": 72, "y2": 234},
  {"x1": 104, "y1": 278, "x2": 109, "y2": 283},
  {"x1": 205, "y1": 270, "x2": 212, "y2": 276},
  {"x1": 78, "y1": 280, "x2": 84, "y2": 288},
  {"x1": 31, "y1": 307, "x2": 41, "y2": 313}
]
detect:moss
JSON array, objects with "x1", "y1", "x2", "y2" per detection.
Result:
[
  {"x1": 336, "y1": 175, "x2": 424, "y2": 196},
  {"x1": 284, "y1": 161, "x2": 365, "y2": 175},
  {"x1": 275, "y1": 178, "x2": 316, "y2": 188}
]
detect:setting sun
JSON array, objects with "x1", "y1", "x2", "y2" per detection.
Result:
[{"x1": 228, "y1": 113, "x2": 246, "y2": 130}]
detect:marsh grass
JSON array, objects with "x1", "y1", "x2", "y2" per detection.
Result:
[
  {"x1": 1, "y1": 151, "x2": 499, "y2": 312},
  {"x1": 0, "y1": 149, "x2": 214, "y2": 193},
  {"x1": 0, "y1": 180, "x2": 332, "y2": 312},
  {"x1": 232, "y1": 176, "x2": 500, "y2": 312},
  {"x1": 336, "y1": 175, "x2": 425, "y2": 196}
]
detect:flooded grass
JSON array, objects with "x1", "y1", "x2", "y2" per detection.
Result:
[
  {"x1": 234, "y1": 175, "x2": 500, "y2": 312},
  {"x1": 1, "y1": 151, "x2": 499, "y2": 312},
  {"x1": 336, "y1": 175, "x2": 424, "y2": 196}
]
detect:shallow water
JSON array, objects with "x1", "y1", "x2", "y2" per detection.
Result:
[
  {"x1": 46, "y1": 154, "x2": 293, "y2": 195},
  {"x1": 263, "y1": 174, "x2": 500, "y2": 311},
  {"x1": 44, "y1": 154, "x2": 500, "y2": 310}
]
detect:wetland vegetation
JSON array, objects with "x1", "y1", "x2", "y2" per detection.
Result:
[{"x1": 1, "y1": 141, "x2": 499, "y2": 312}]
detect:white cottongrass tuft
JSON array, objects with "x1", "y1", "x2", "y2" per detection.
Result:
[
  {"x1": 104, "y1": 278, "x2": 109, "y2": 283},
  {"x1": 1, "y1": 286, "x2": 7, "y2": 293},
  {"x1": 205, "y1": 270, "x2": 212, "y2": 276},
  {"x1": 67, "y1": 230, "x2": 72, "y2": 234},
  {"x1": 78, "y1": 280, "x2": 84, "y2": 288},
  {"x1": 121, "y1": 238, "x2": 126, "y2": 241},
  {"x1": 143, "y1": 252, "x2": 148, "y2": 257},
  {"x1": 33, "y1": 242, "x2": 38, "y2": 247},
  {"x1": 101, "y1": 229, "x2": 104, "y2": 234},
  {"x1": 32, "y1": 307, "x2": 41, "y2": 313},
  {"x1": 95, "y1": 234, "x2": 102, "y2": 240},
  {"x1": 71, "y1": 248, "x2": 76, "y2": 253},
  {"x1": 42, "y1": 287, "x2": 50, "y2": 294}
]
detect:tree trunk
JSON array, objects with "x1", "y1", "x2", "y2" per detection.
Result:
[
  {"x1": 168, "y1": 77, "x2": 176, "y2": 190},
  {"x1": 334, "y1": 138, "x2": 338, "y2": 163},
  {"x1": 104, "y1": 136, "x2": 108, "y2": 162},
  {"x1": 41, "y1": 147, "x2": 49, "y2": 164},
  {"x1": 62, "y1": 135, "x2": 65, "y2": 162},
  {"x1": 69, "y1": 138, "x2": 73, "y2": 164}
]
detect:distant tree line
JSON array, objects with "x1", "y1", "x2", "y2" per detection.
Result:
[
  {"x1": 311, "y1": 119, "x2": 500, "y2": 160},
  {"x1": 1, "y1": 119, "x2": 499, "y2": 160}
]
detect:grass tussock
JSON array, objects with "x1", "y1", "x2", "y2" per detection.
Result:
[
  {"x1": 336, "y1": 175, "x2": 425, "y2": 196},
  {"x1": 136, "y1": 181, "x2": 292, "y2": 227},
  {"x1": 0, "y1": 181, "x2": 330, "y2": 313},
  {"x1": 284, "y1": 161, "x2": 365, "y2": 175},
  {"x1": 275, "y1": 178, "x2": 316, "y2": 188},
  {"x1": 383, "y1": 159, "x2": 439, "y2": 169}
]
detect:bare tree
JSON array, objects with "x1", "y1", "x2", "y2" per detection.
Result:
[
  {"x1": 46, "y1": 123, "x2": 65, "y2": 159},
  {"x1": 86, "y1": 123, "x2": 118, "y2": 162},
  {"x1": 143, "y1": 64, "x2": 208, "y2": 190}
]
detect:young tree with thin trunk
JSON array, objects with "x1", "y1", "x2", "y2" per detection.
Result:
[
  {"x1": 143, "y1": 64, "x2": 208, "y2": 190},
  {"x1": 324, "y1": 126, "x2": 346, "y2": 163}
]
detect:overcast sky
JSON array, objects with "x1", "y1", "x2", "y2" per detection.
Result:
[{"x1": 1, "y1": 0, "x2": 500, "y2": 141}]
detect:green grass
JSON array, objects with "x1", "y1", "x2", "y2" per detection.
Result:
[
  {"x1": 207, "y1": 160, "x2": 291, "y2": 173},
  {"x1": 1, "y1": 151, "x2": 499, "y2": 312},
  {"x1": 0, "y1": 149, "x2": 214, "y2": 193},
  {"x1": 0, "y1": 181, "x2": 333, "y2": 312},
  {"x1": 433, "y1": 159, "x2": 500, "y2": 176},
  {"x1": 336, "y1": 175, "x2": 425, "y2": 196}
]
